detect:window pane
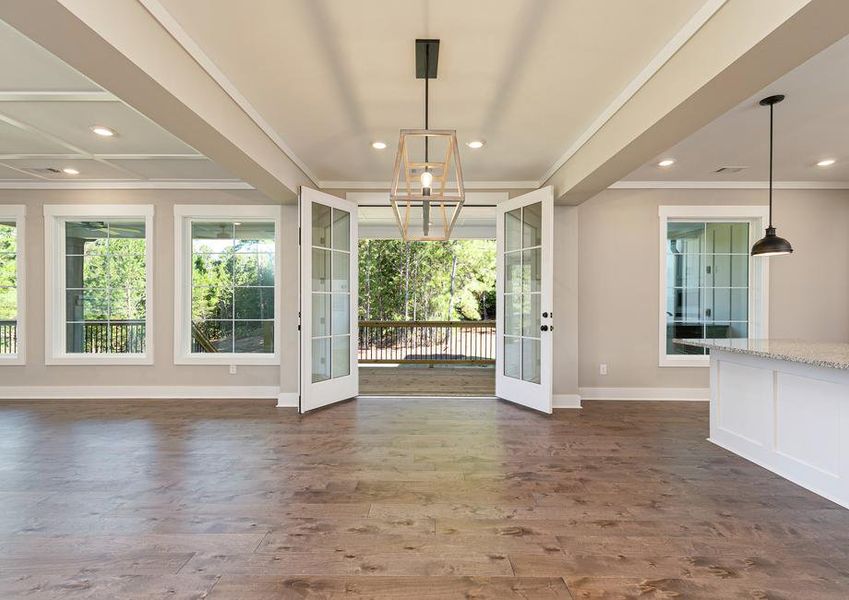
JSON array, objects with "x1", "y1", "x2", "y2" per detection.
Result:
[
  {"x1": 312, "y1": 337, "x2": 330, "y2": 383},
  {"x1": 332, "y1": 209, "x2": 350, "y2": 251},
  {"x1": 192, "y1": 253, "x2": 232, "y2": 284},
  {"x1": 234, "y1": 287, "x2": 261, "y2": 319},
  {"x1": 108, "y1": 287, "x2": 146, "y2": 320},
  {"x1": 666, "y1": 253, "x2": 701, "y2": 289},
  {"x1": 192, "y1": 222, "x2": 234, "y2": 253},
  {"x1": 667, "y1": 222, "x2": 703, "y2": 254},
  {"x1": 332, "y1": 293, "x2": 349, "y2": 336},
  {"x1": 65, "y1": 221, "x2": 108, "y2": 255},
  {"x1": 258, "y1": 254, "x2": 275, "y2": 286},
  {"x1": 706, "y1": 223, "x2": 733, "y2": 253},
  {"x1": 521, "y1": 338, "x2": 541, "y2": 384},
  {"x1": 504, "y1": 294, "x2": 522, "y2": 336},
  {"x1": 233, "y1": 254, "x2": 260, "y2": 286},
  {"x1": 235, "y1": 222, "x2": 274, "y2": 253},
  {"x1": 522, "y1": 248, "x2": 541, "y2": 293},
  {"x1": 505, "y1": 208, "x2": 521, "y2": 252},
  {"x1": 730, "y1": 223, "x2": 750, "y2": 253},
  {"x1": 667, "y1": 287, "x2": 702, "y2": 321},
  {"x1": 332, "y1": 335, "x2": 350, "y2": 378},
  {"x1": 332, "y1": 251, "x2": 350, "y2": 292},
  {"x1": 192, "y1": 286, "x2": 233, "y2": 320},
  {"x1": 312, "y1": 203, "x2": 331, "y2": 249},
  {"x1": 504, "y1": 251, "x2": 521, "y2": 294},
  {"x1": 313, "y1": 248, "x2": 331, "y2": 292},
  {"x1": 66, "y1": 289, "x2": 109, "y2": 321},
  {"x1": 312, "y1": 293, "x2": 330, "y2": 337},
  {"x1": 107, "y1": 220, "x2": 145, "y2": 254},
  {"x1": 0, "y1": 222, "x2": 16, "y2": 355},
  {"x1": 0, "y1": 221, "x2": 17, "y2": 253},
  {"x1": 666, "y1": 320, "x2": 707, "y2": 355},
  {"x1": 522, "y1": 293, "x2": 541, "y2": 337},
  {"x1": 704, "y1": 288, "x2": 748, "y2": 322},
  {"x1": 234, "y1": 320, "x2": 274, "y2": 353},
  {"x1": 522, "y1": 202, "x2": 542, "y2": 248},
  {"x1": 504, "y1": 336, "x2": 521, "y2": 379},
  {"x1": 192, "y1": 320, "x2": 233, "y2": 353}
]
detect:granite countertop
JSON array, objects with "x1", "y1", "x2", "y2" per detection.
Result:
[{"x1": 674, "y1": 338, "x2": 849, "y2": 370}]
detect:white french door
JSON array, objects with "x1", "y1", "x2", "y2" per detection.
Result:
[
  {"x1": 299, "y1": 187, "x2": 358, "y2": 413},
  {"x1": 495, "y1": 186, "x2": 554, "y2": 413}
]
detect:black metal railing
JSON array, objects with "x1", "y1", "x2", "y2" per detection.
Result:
[
  {"x1": 358, "y1": 320, "x2": 495, "y2": 364},
  {"x1": 66, "y1": 320, "x2": 146, "y2": 354},
  {"x1": 0, "y1": 320, "x2": 16, "y2": 355}
]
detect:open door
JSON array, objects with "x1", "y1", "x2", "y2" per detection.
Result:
[
  {"x1": 496, "y1": 186, "x2": 554, "y2": 413},
  {"x1": 300, "y1": 187, "x2": 358, "y2": 413}
]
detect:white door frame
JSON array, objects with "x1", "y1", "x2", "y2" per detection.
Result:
[
  {"x1": 495, "y1": 186, "x2": 554, "y2": 413},
  {"x1": 299, "y1": 187, "x2": 359, "y2": 413}
]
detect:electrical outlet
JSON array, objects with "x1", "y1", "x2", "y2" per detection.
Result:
[
  {"x1": 599, "y1": 363, "x2": 608, "y2": 376},
  {"x1": 229, "y1": 365, "x2": 237, "y2": 375}
]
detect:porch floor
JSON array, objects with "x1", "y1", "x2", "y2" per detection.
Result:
[{"x1": 359, "y1": 365, "x2": 495, "y2": 396}]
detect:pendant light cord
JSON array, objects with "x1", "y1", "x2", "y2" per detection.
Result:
[
  {"x1": 424, "y1": 44, "x2": 429, "y2": 163},
  {"x1": 768, "y1": 102, "x2": 774, "y2": 228}
]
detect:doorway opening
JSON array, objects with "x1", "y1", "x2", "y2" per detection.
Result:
[{"x1": 357, "y1": 238, "x2": 496, "y2": 396}]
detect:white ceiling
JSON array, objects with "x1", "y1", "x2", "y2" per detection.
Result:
[
  {"x1": 152, "y1": 0, "x2": 707, "y2": 185},
  {"x1": 0, "y1": 19, "x2": 238, "y2": 184},
  {"x1": 625, "y1": 33, "x2": 849, "y2": 184}
]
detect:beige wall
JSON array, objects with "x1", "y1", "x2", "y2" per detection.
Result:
[
  {"x1": 575, "y1": 187, "x2": 849, "y2": 390},
  {"x1": 0, "y1": 189, "x2": 298, "y2": 393}
]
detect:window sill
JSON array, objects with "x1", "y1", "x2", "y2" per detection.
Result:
[
  {"x1": 174, "y1": 354, "x2": 279, "y2": 366},
  {"x1": 0, "y1": 355, "x2": 25, "y2": 366},
  {"x1": 46, "y1": 354, "x2": 153, "y2": 366},
  {"x1": 659, "y1": 355, "x2": 709, "y2": 368}
]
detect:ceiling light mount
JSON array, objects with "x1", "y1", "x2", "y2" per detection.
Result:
[
  {"x1": 817, "y1": 158, "x2": 836, "y2": 167},
  {"x1": 91, "y1": 125, "x2": 116, "y2": 137},
  {"x1": 752, "y1": 94, "x2": 793, "y2": 257},
  {"x1": 657, "y1": 159, "x2": 675, "y2": 167},
  {"x1": 371, "y1": 141, "x2": 387, "y2": 150},
  {"x1": 390, "y1": 39, "x2": 465, "y2": 242},
  {"x1": 466, "y1": 140, "x2": 485, "y2": 149}
]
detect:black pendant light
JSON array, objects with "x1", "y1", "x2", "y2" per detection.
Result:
[{"x1": 751, "y1": 94, "x2": 793, "y2": 257}]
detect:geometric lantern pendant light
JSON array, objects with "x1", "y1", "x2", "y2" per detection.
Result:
[
  {"x1": 390, "y1": 39, "x2": 465, "y2": 242},
  {"x1": 751, "y1": 94, "x2": 794, "y2": 257}
]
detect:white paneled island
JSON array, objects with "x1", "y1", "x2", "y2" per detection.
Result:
[{"x1": 678, "y1": 338, "x2": 849, "y2": 509}]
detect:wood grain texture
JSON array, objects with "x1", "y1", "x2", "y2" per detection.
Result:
[
  {"x1": 359, "y1": 365, "x2": 495, "y2": 396},
  {"x1": 1, "y1": 398, "x2": 848, "y2": 599}
]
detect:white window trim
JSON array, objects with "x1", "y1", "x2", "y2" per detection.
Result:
[
  {"x1": 0, "y1": 205, "x2": 26, "y2": 365},
  {"x1": 658, "y1": 205, "x2": 770, "y2": 368},
  {"x1": 44, "y1": 204, "x2": 155, "y2": 366},
  {"x1": 173, "y1": 204, "x2": 282, "y2": 366}
]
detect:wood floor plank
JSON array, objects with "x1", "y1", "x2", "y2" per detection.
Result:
[{"x1": 2, "y1": 398, "x2": 849, "y2": 598}]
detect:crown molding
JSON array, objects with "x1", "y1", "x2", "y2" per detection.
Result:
[
  {"x1": 320, "y1": 180, "x2": 539, "y2": 190},
  {"x1": 539, "y1": 0, "x2": 728, "y2": 184},
  {"x1": 610, "y1": 180, "x2": 849, "y2": 190},
  {"x1": 138, "y1": 0, "x2": 320, "y2": 186},
  {"x1": 0, "y1": 180, "x2": 252, "y2": 190}
]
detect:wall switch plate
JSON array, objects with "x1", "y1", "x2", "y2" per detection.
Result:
[
  {"x1": 229, "y1": 365, "x2": 237, "y2": 375},
  {"x1": 599, "y1": 363, "x2": 608, "y2": 376}
]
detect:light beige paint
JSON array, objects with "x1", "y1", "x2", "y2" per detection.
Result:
[
  {"x1": 0, "y1": 189, "x2": 298, "y2": 392},
  {"x1": 544, "y1": 0, "x2": 849, "y2": 203},
  {"x1": 575, "y1": 187, "x2": 849, "y2": 389},
  {"x1": 0, "y1": 0, "x2": 313, "y2": 201}
]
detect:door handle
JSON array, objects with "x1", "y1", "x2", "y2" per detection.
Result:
[{"x1": 540, "y1": 325, "x2": 549, "y2": 332}]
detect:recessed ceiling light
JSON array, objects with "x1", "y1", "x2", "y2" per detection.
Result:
[
  {"x1": 817, "y1": 158, "x2": 836, "y2": 167},
  {"x1": 657, "y1": 159, "x2": 675, "y2": 167},
  {"x1": 62, "y1": 167, "x2": 80, "y2": 175},
  {"x1": 371, "y1": 141, "x2": 387, "y2": 150},
  {"x1": 466, "y1": 140, "x2": 485, "y2": 149},
  {"x1": 91, "y1": 126, "x2": 116, "y2": 137}
]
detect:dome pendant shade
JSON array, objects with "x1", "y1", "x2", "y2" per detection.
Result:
[
  {"x1": 752, "y1": 94, "x2": 793, "y2": 257},
  {"x1": 751, "y1": 226, "x2": 793, "y2": 256}
]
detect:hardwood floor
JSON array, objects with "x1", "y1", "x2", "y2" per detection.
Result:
[
  {"x1": 2, "y1": 398, "x2": 849, "y2": 598},
  {"x1": 359, "y1": 365, "x2": 495, "y2": 396}
]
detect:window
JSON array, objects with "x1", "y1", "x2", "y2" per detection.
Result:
[
  {"x1": 44, "y1": 205, "x2": 153, "y2": 364},
  {"x1": 0, "y1": 205, "x2": 25, "y2": 364},
  {"x1": 174, "y1": 205, "x2": 281, "y2": 365},
  {"x1": 659, "y1": 206, "x2": 768, "y2": 367}
]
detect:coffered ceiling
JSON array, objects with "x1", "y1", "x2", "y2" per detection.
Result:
[{"x1": 0, "y1": 19, "x2": 237, "y2": 185}]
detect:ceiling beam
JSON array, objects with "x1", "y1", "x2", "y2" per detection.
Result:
[
  {"x1": 0, "y1": 0, "x2": 315, "y2": 203},
  {"x1": 543, "y1": 0, "x2": 849, "y2": 205}
]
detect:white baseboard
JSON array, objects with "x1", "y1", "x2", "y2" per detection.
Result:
[
  {"x1": 579, "y1": 387, "x2": 709, "y2": 401},
  {"x1": 277, "y1": 392, "x2": 298, "y2": 408},
  {"x1": 0, "y1": 385, "x2": 280, "y2": 400},
  {"x1": 553, "y1": 394, "x2": 582, "y2": 409}
]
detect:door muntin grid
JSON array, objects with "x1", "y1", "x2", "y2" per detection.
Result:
[
  {"x1": 503, "y1": 202, "x2": 542, "y2": 383},
  {"x1": 312, "y1": 204, "x2": 351, "y2": 383}
]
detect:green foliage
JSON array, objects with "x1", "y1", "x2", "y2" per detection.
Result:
[
  {"x1": 359, "y1": 239, "x2": 495, "y2": 321},
  {"x1": 0, "y1": 222, "x2": 17, "y2": 321}
]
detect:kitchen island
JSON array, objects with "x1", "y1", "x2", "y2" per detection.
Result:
[{"x1": 677, "y1": 338, "x2": 849, "y2": 509}]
